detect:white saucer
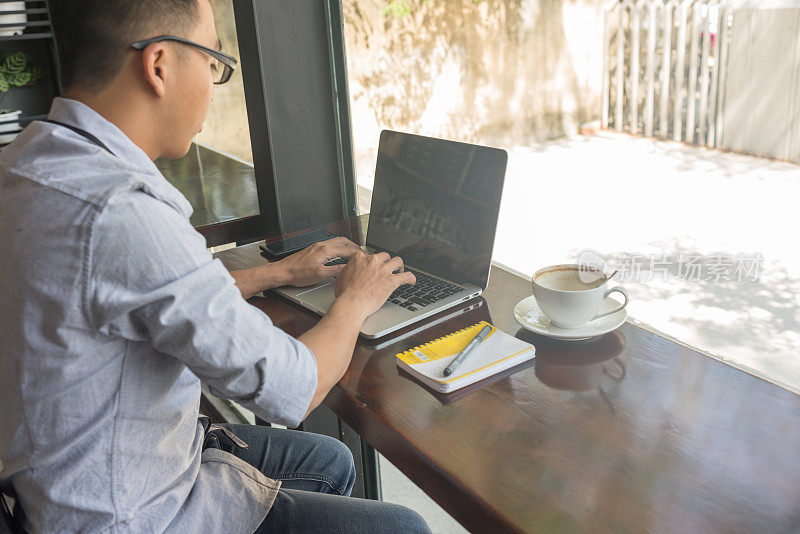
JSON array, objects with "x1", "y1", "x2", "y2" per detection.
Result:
[{"x1": 514, "y1": 295, "x2": 627, "y2": 340}]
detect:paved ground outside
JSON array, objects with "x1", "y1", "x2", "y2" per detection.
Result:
[{"x1": 358, "y1": 130, "x2": 800, "y2": 532}]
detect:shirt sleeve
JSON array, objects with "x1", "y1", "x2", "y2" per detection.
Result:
[{"x1": 87, "y1": 189, "x2": 317, "y2": 428}]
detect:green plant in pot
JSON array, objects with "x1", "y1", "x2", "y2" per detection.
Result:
[{"x1": 0, "y1": 51, "x2": 45, "y2": 144}]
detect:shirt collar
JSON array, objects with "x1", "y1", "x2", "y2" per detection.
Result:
[{"x1": 46, "y1": 97, "x2": 193, "y2": 218}]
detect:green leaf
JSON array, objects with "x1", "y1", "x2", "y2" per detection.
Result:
[
  {"x1": 30, "y1": 65, "x2": 45, "y2": 83},
  {"x1": 8, "y1": 71, "x2": 31, "y2": 87},
  {"x1": 0, "y1": 52, "x2": 42, "y2": 89},
  {"x1": 382, "y1": 0, "x2": 412, "y2": 18},
  {"x1": 3, "y1": 52, "x2": 27, "y2": 74}
]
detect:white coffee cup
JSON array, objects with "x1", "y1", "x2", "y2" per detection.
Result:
[{"x1": 532, "y1": 264, "x2": 629, "y2": 329}]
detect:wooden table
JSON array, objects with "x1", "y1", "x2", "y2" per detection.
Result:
[
  {"x1": 216, "y1": 216, "x2": 800, "y2": 534},
  {"x1": 157, "y1": 143, "x2": 261, "y2": 247}
]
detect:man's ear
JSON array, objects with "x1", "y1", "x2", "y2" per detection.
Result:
[{"x1": 138, "y1": 43, "x2": 169, "y2": 97}]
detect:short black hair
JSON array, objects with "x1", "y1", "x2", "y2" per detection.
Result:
[{"x1": 50, "y1": 0, "x2": 201, "y2": 92}]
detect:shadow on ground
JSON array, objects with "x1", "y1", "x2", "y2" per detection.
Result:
[{"x1": 569, "y1": 237, "x2": 800, "y2": 386}]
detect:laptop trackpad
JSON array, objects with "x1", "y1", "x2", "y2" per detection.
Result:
[{"x1": 300, "y1": 283, "x2": 336, "y2": 314}]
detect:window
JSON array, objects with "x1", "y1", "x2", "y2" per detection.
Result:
[
  {"x1": 342, "y1": 1, "x2": 800, "y2": 391},
  {"x1": 195, "y1": 0, "x2": 253, "y2": 164},
  {"x1": 156, "y1": 0, "x2": 258, "y2": 234}
]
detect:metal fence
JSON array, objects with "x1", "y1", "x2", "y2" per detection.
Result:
[{"x1": 601, "y1": 0, "x2": 800, "y2": 162}]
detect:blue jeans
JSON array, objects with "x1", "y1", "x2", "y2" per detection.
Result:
[{"x1": 210, "y1": 424, "x2": 432, "y2": 534}]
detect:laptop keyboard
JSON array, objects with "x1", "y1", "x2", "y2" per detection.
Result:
[{"x1": 388, "y1": 268, "x2": 464, "y2": 312}]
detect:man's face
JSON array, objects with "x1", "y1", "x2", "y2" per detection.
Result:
[{"x1": 163, "y1": 0, "x2": 219, "y2": 158}]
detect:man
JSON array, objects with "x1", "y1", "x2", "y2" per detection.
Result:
[{"x1": 0, "y1": 0, "x2": 431, "y2": 532}]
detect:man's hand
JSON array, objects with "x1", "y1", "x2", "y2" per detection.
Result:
[
  {"x1": 274, "y1": 237, "x2": 362, "y2": 288},
  {"x1": 298, "y1": 250, "x2": 415, "y2": 419},
  {"x1": 229, "y1": 237, "x2": 362, "y2": 300},
  {"x1": 333, "y1": 251, "x2": 416, "y2": 320}
]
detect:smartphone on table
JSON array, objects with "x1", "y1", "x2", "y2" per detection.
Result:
[{"x1": 259, "y1": 229, "x2": 339, "y2": 260}]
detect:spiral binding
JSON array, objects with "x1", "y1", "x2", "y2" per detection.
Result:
[{"x1": 402, "y1": 321, "x2": 487, "y2": 357}]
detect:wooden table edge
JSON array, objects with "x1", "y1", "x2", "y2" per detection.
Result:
[{"x1": 324, "y1": 385, "x2": 525, "y2": 534}]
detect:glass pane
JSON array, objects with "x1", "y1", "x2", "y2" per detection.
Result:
[
  {"x1": 156, "y1": 0, "x2": 258, "y2": 229},
  {"x1": 342, "y1": 1, "x2": 800, "y2": 391},
  {"x1": 197, "y1": 0, "x2": 253, "y2": 163}
]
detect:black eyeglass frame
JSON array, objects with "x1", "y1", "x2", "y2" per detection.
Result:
[{"x1": 131, "y1": 35, "x2": 238, "y2": 85}]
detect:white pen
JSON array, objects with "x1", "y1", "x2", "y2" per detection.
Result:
[{"x1": 443, "y1": 324, "x2": 493, "y2": 377}]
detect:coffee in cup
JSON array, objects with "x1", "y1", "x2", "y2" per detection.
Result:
[{"x1": 531, "y1": 264, "x2": 628, "y2": 329}]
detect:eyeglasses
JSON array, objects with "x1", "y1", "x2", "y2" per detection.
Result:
[{"x1": 131, "y1": 35, "x2": 238, "y2": 85}]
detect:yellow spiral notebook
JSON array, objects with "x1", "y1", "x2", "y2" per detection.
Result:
[{"x1": 396, "y1": 321, "x2": 535, "y2": 393}]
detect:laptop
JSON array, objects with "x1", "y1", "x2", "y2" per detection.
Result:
[{"x1": 274, "y1": 130, "x2": 508, "y2": 338}]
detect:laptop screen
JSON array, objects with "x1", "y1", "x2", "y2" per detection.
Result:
[{"x1": 366, "y1": 130, "x2": 507, "y2": 288}]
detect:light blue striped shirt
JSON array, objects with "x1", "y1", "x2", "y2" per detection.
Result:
[{"x1": 0, "y1": 97, "x2": 317, "y2": 533}]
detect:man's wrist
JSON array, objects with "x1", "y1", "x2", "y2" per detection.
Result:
[
  {"x1": 260, "y1": 261, "x2": 293, "y2": 290},
  {"x1": 329, "y1": 293, "x2": 371, "y2": 324}
]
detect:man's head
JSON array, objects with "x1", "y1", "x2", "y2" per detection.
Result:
[{"x1": 50, "y1": 0, "x2": 223, "y2": 159}]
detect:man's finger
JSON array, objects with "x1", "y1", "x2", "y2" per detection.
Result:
[
  {"x1": 396, "y1": 271, "x2": 416, "y2": 286},
  {"x1": 348, "y1": 249, "x2": 368, "y2": 263},
  {"x1": 322, "y1": 264, "x2": 347, "y2": 277},
  {"x1": 311, "y1": 237, "x2": 338, "y2": 250},
  {"x1": 336, "y1": 236, "x2": 358, "y2": 245},
  {"x1": 327, "y1": 239, "x2": 362, "y2": 258},
  {"x1": 386, "y1": 256, "x2": 404, "y2": 273},
  {"x1": 373, "y1": 251, "x2": 391, "y2": 263}
]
